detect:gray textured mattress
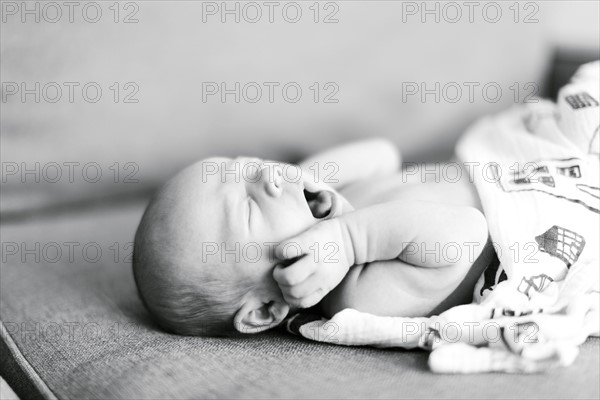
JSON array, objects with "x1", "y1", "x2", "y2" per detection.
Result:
[{"x1": 1, "y1": 199, "x2": 599, "y2": 399}]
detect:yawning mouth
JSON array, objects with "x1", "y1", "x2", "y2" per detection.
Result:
[{"x1": 303, "y1": 188, "x2": 336, "y2": 219}]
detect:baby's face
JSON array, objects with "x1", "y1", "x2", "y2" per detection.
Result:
[{"x1": 164, "y1": 156, "x2": 352, "y2": 306}]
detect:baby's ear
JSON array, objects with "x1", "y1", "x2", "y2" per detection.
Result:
[{"x1": 233, "y1": 299, "x2": 289, "y2": 334}]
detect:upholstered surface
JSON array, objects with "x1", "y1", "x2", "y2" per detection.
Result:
[{"x1": 1, "y1": 200, "x2": 599, "y2": 399}]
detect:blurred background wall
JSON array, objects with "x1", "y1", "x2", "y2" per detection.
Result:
[{"x1": 1, "y1": 0, "x2": 599, "y2": 216}]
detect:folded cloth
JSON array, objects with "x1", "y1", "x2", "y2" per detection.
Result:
[{"x1": 281, "y1": 61, "x2": 600, "y2": 374}]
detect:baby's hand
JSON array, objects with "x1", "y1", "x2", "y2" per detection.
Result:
[{"x1": 273, "y1": 218, "x2": 355, "y2": 309}]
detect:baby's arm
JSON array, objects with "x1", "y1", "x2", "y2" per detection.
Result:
[
  {"x1": 274, "y1": 200, "x2": 488, "y2": 309},
  {"x1": 299, "y1": 138, "x2": 400, "y2": 190},
  {"x1": 341, "y1": 200, "x2": 488, "y2": 269}
]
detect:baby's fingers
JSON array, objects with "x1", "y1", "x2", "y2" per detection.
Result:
[
  {"x1": 284, "y1": 288, "x2": 327, "y2": 309},
  {"x1": 273, "y1": 256, "x2": 316, "y2": 286},
  {"x1": 274, "y1": 231, "x2": 316, "y2": 260},
  {"x1": 277, "y1": 271, "x2": 320, "y2": 301}
]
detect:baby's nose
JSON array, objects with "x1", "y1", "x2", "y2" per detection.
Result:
[{"x1": 262, "y1": 164, "x2": 283, "y2": 196}]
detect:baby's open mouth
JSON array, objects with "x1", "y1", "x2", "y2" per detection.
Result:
[{"x1": 303, "y1": 188, "x2": 335, "y2": 219}]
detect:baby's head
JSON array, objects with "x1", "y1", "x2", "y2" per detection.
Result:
[{"x1": 133, "y1": 157, "x2": 351, "y2": 337}]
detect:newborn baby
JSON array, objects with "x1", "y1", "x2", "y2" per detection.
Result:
[{"x1": 133, "y1": 139, "x2": 490, "y2": 336}]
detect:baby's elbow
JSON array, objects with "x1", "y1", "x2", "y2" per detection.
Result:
[
  {"x1": 458, "y1": 207, "x2": 489, "y2": 266},
  {"x1": 467, "y1": 207, "x2": 488, "y2": 241}
]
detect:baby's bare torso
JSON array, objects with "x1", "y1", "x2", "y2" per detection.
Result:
[{"x1": 318, "y1": 162, "x2": 488, "y2": 318}]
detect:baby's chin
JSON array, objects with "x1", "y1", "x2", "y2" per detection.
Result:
[{"x1": 332, "y1": 189, "x2": 354, "y2": 216}]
